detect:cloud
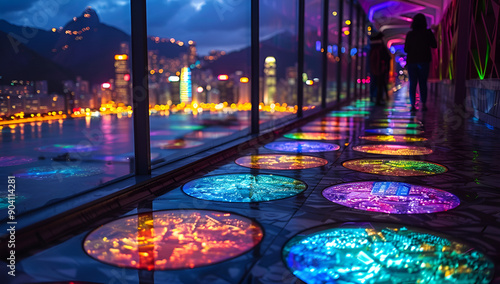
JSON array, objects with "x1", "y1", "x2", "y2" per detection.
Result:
[{"x1": 0, "y1": 0, "x2": 40, "y2": 14}]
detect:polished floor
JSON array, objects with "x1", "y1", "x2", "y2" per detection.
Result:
[{"x1": 4, "y1": 88, "x2": 500, "y2": 284}]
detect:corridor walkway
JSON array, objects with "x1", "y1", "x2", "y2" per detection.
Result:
[{"x1": 7, "y1": 88, "x2": 500, "y2": 284}]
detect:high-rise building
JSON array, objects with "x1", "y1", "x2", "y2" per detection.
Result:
[
  {"x1": 114, "y1": 53, "x2": 130, "y2": 106},
  {"x1": 263, "y1": 56, "x2": 277, "y2": 105},
  {"x1": 180, "y1": 67, "x2": 192, "y2": 103}
]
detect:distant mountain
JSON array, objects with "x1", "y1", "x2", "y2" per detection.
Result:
[
  {"x1": 50, "y1": 7, "x2": 131, "y2": 84},
  {"x1": 204, "y1": 31, "x2": 322, "y2": 79},
  {"x1": 0, "y1": 30, "x2": 72, "y2": 88},
  {"x1": 0, "y1": 7, "x2": 189, "y2": 85},
  {"x1": 0, "y1": 19, "x2": 59, "y2": 59}
]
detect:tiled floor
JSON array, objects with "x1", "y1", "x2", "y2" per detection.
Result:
[{"x1": 4, "y1": 88, "x2": 500, "y2": 284}]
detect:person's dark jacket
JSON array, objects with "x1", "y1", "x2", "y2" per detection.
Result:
[{"x1": 404, "y1": 29, "x2": 437, "y2": 63}]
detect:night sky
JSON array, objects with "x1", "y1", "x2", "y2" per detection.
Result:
[{"x1": 0, "y1": 0, "x2": 297, "y2": 55}]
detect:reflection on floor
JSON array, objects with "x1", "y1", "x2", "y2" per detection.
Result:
[{"x1": 6, "y1": 89, "x2": 500, "y2": 284}]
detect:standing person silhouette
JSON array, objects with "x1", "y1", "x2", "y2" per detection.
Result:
[{"x1": 404, "y1": 13, "x2": 437, "y2": 111}]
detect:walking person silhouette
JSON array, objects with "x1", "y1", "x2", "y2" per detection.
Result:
[{"x1": 404, "y1": 13, "x2": 437, "y2": 111}]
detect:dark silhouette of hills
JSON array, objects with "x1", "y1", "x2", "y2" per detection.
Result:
[
  {"x1": 50, "y1": 7, "x2": 131, "y2": 84},
  {"x1": 0, "y1": 19, "x2": 59, "y2": 59},
  {"x1": 204, "y1": 32, "x2": 322, "y2": 79},
  {"x1": 0, "y1": 30, "x2": 73, "y2": 91},
  {"x1": 0, "y1": 7, "x2": 188, "y2": 85}
]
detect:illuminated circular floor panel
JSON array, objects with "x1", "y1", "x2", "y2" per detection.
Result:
[
  {"x1": 150, "y1": 130, "x2": 174, "y2": 136},
  {"x1": 353, "y1": 144, "x2": 433, "y2": 155},
  {"x1": 36, "y1": 144, "x2": 100, "y2": 153},
  {"x1": 373, "y1": 118, "x2": 419, "y2": 123},
  {"x1": 169, "y1": 125, "x2": 205, "y2": 131},
  {"x1": 16, "y1": 166, "x2": 104, "y2": 180},
  {"x1": 343, "y1": 159, "x2": 447, "y2": 176},
  {"x1": 369, "y1": 122, "x2": 421, "y2": 128},
  {"x1": 184, "y1": 131, "x2": 234, "y2": 139},
  {"x1": 0, "y1": 156, "x2": 36, "y2": 167},
  {"x1": 365, "y1": 128, "x2": 423, "y2": 135},
  {"x1": 328, "y1": 111, "x2": 370, "y2": 117},
  {"x1": 359, "y1": 135, "x2": 427, "y2": 142},
  {"x1": 308, "y1": 121, "x2": 358, "y2": 127},
  {"x1": 264, "y1": 141, "x2": 340, "y2": 153},
  {"x1": 182, "y1": 174, "x2": 307, "y2": 202},
  {"x1": 151, "y1": 139, "x2": 203, "y2": 149},
  {"x1": 84, "y1": 210, "x2": 263, "y2": 270},
  {"x1": 322, "y1": 181, "x2": 460, "y2": 214},
  {"x1": 299, "y1": 126, "x2": 352, "y2": 132},
  {"x1": 283, "y1": 223, "x2": 494, "y2": 284},
  {"x1": 284, "y1": 132, "x2": 346, "y2": 141},
  {"x1": 235, "y1": 154, "x2": 328, "y2": 170}
]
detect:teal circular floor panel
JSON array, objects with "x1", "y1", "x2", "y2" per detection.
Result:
[
  {"x1": 182, "y1": 174, "x2": 307, "y2": 202},
  {"x1": 283, "y1": 223, "x2": 494, "y2": 284}
]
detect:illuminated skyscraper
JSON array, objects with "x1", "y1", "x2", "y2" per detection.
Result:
[
  {"x1": 180, "y1": 67, "x2": 192, "y2": 103},
  {"x1": 263, "y1": 56, "x2": 277, "y2": 105},
  {"x1": 114, "y1": 54, "x2": 130, "y2": 105},
  {"x1": 114, "y1": 42, "x2": 130, "y2": 106}
]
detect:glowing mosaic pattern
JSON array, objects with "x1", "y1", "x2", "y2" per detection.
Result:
[
  {"x1": 373, "y1": 118, "x2": 419, "y2": 123},
  {"x1": 150, "y1": 130, "x2": 174, "y2": 136},
  {"x1": 264, "y1": 141, "x2": 340, "y2": 153},
  {"x1": 299, "y1": 126, "x2": 352, "y2": 132},
  {"x1": 36, "y1": 144, "x2": 99, "y2": 153},
  {"x1": 365, "y1": 128, "x2": 423, "y2": 135},
  {"x1": 359, "y1": 135, "x2": 427, "y2": 142},
  {"x1": 0, "y1": 194, "x2": 26, "y2": 209},
  {"x1": 386, "y1": 115, "x2": 416, "y2": 119},
  {"x1": 308, "y1": 121, "x2": 358, "y2": 127},
  {"x1": 328, "y1": 111, "x2": 370, "y2": 117},
  {"x1": 182, "y1": 174, "x2": 306, "y2": 202},
  {"x1": 184, "y1": 131, "x2": 234, "y2": 139},
  {"x1": 16, "y1": 166, "x2": 104, "y2": 180},
  {"x1": 84, "y1": 210, "x2": 263, "y2": 270},
  {"x1": 284, "y1": 132, "x2": 346, "y2": 141},
  {"x1": 169, "y1": 125, "x2": 205, "y2": 131},
  {"x1": 370, "y1": 122, "x2": 421, "y2": 128},
  {"x1": 343, "y1": 159, "x2": 447, "y2": 176},
  {"x1": 353, "y1": 145, "x2": 433, "y2": 156},
  {"x1": 235, "y1": 154, "x2": 328, "y2": 170},
  {"x1": 322, "y1": 181, "x2": 460, "y2": 214},
  {"x1": 151, "y1": 139, "x2": 203, "y2": 149},
  {"x1": 283, "y1": 224, "x2": 494, "y2": 284},
  {"x1": 0, "y1": 156, "x2": 36, "y2": 167}
]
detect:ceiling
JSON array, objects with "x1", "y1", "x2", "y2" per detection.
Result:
[{"x1": 358, "y1": 0, "x2": 451, "y2": 48}]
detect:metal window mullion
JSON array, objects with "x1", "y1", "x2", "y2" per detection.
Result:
[
  {"x1": 321, "y1": 0, "x2": 329, "y2": 109},
  {"x1": 297, "y1": 0, "x2": 305, "y2": 118},
  {"x1": 251, "y1": 0, "x2": 260, "y2": 134},
  {"x1": 336, "y1": 0, "x2": 344, "y2": 102},
  {"x1": 130, "y1": 0, "x2": 151, "y2": 175}
]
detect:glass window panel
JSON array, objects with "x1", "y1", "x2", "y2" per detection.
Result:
[
  {"x1": 0, "y1": 3, "x2": 134, "y2": 215},
  {"x1": 259, "y1": 0, "x2": 298, "y2": 128},
  {"x1": 303, "y1": 0, "x2": 323, "y2": 110},
  {"x1": 146, "y1": 1, "x2": 251, "y2": 166},
  {"x1": 327, "y1": 0, "x2": 340, "y2": 103}
]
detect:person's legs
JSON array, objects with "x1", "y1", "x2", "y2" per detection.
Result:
[
  {"x1": 407, "y1": 64, "x2": 418, "y2": 109},
  {"x1": 418, "y1": 62, "x2": 430, "y2": 110}
]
